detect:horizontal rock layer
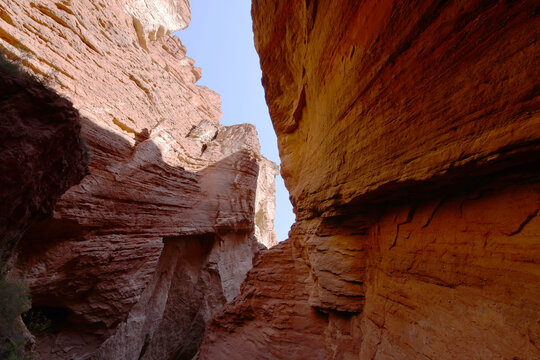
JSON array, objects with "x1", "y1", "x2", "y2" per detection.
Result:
[
  {"x1": 201, "y1": 177, "x2": 540, "y2": 359},
  {"x1": 199, "y1": 0, "x2": 540, "y2": 359},
  {"x1": 253, "y1": 0, "x2": 539, "y2": 218},
  {"x1": 0, "y1": 53, "x2": 88, "y2": 359},
  {"x1": 0, "y1": 0, "x2": 277, "y2": 359},
  {"x1": 0, "y1": 54, "x2": 88, "y2": 275}
]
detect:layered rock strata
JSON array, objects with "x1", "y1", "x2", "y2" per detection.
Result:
[
  {"x1": 0, "y1": 54, "x2": 88, "y2": 275},
  {"x1": 199, "y1": 1, "x2": 540, "y2": 359},
  {"x1": 0, "y1": 0, "x2": 277, "y2": 359},
  {"x1": 0, "y1": 53, "x2": 88, "y2": 360}
]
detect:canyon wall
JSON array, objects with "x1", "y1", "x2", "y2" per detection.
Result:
[
  {"x1": 0, "y1": 54, "x2": 88, "y2": 276},
  {"x1": 0, "y1": 53, "x2": 88, "y2": 360},
  {"x1": 0, "y1": 1, "x2": 277, "y2": 359},
  {"x1": 199, "y1": 1, "x2": 540, "y2": 359}
]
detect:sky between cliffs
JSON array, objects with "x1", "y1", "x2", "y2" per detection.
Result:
[{"x1": 173, "y1": 0, "x2": 294, "y2": 242}]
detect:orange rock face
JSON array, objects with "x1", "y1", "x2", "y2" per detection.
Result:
[
  {"x1": 199, "y1": 0, "x2": 540, "y2": 359},
  {"x1": 252, "y1": 0, "x2": 538, "y2": 217},
  {"x1": 0, "y1": 0, "x2": 277, "y2": 359}
]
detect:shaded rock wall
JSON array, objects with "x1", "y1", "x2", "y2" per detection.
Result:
[
  {"x1": 0, "y1": 0, "x2": 277, "y2": 359},
  {"x1": 0, "y1": 54, "x2": 88, "y2": 275},
  {"x1": 199, "y1": 0, "x2": 540, "y2": 359},
  {"x1": 0, "y1": 52, "x2": 88, "y2": 360}
]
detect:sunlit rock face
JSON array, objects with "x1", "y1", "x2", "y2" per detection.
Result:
[
  {"x1": 0, "y1": 0, "x2": 277, "y2": 359},
  {"x1": 199, "y1": 1, "x2": 540, "y2": 359},
  {"x1": 124, "y1": 0, "x2": 190, "y2": 38}
]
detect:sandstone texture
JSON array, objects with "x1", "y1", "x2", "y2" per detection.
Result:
[
  {"x1": 0, "y1": 54, "x2": 88, "y2": 275},
  {"x1": 0, "y1": 0, "x2": 277, "y2": 359},
  {"x1": 199, "y1": 1, "x2": 540, "y2": 359}
]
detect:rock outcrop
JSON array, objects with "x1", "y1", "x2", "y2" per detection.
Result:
[
  {"x1": 199, "y1": 1, "x2": 540, "y2": 359},
  {"x1": 0, "y1": 54, "x2": 88, "y2": 276},
  {"x1": 0, "y1": 0, "x2": 277, "y2": 359},
  {"x1": 0, "y1": 52, "x2": 88, "y2": 360}
]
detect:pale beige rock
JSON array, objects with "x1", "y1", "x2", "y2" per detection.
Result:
[
  {"x1": 254, "y1": 158, "x2": 280, "y2": 248},
  {"x1": 124, "y1": 0, "x2": 190, "y2": 39}
]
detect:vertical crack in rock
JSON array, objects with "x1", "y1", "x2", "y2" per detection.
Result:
[
  {"x1": 506, "y1": 206, "x2": 540, "y2": 237},
  {"x1": 132, "y1": 16, "x2": 150, "y2": 52},
  {"x1": 91, "y1": 234, "x2": 225, "y2": 360},
  {"x1": 389, "y1": 204, "x2": 416, "y2": 249}
]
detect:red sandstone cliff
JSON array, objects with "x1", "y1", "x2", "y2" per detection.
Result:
[
  {"x1": 0, "y1": 1, "x2": 277, "y2": 359},
  {"x1": 199, "y1": 1, "x2": 540, "y2": 359}
]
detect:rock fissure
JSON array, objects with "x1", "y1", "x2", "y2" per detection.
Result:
[{"x1": 506, "y1": 207, "x2": 540, "y2": 237}]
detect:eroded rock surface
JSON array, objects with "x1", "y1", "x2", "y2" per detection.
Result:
[
  {"x1": 199, "y1": 1, "x2": 540, "y2": 359},
  {"x1": 0, "y1": 55, "x2": 88, "y2": 275},
  {"x1": 0, "y1": 0, "x2": 277, "y2": 359}
]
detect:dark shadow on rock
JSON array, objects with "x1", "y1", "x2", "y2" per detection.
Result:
[
  {"x1": 0, "y1": 51, "x2": 88, "y2": 360},
  {"x1": 0, "y1": 52, "x2": 89, "y2": 275}
]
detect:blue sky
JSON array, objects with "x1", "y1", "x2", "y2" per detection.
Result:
[{"x1": 173, "y1": 0, "x2": 294, "y2": 242}]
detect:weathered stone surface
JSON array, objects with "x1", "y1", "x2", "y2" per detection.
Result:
[
  {"x1": 202, "y1": 179, "x2": 540, "y2": 359},
  {"x1": 91, "y1": 233, "x2": 264, "y2": 360},
  {"x1": 0, "y1": 0, "x2": 213, "y2": 136},
  {"x1": 0, "y1": 0, "x2": 277, "y2": 359},
  {"x1": 253, "y1": 0, "x2": 539, "y2": 218},
  {"x1": 0, "y1": 54, "x2": 88, "y2": 275},
  {"x1": 199, "y1": 0, "x2": 540, "y2": 359},
  {"x1": 254, "y1": 157, "x2": 279, "y2": 248},
  {"x1": 200, "y1": 235, "x2": 330, "y2": 360}
]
